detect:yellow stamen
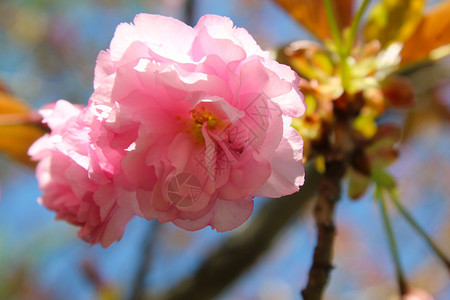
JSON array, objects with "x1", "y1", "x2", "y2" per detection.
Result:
[{"x1": 190, "y1": 108, "x2": 220, "y2": 140}]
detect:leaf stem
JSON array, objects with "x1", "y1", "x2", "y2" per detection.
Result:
[
  {"x1": 377, "y1": 186, "x2": 408, "y2": 295},
  {"x1": 339, "y1": 57, "x2": 350, "y2": 91},
  {"x1": 346, "y1": 0, "x2": 372, "y2": 55},
  {"x1": 324, "y1": 0, "x2": 344, "y2": 55},
  {"x1": 324, "y1": 0, "x2": 372, "y2": 92},
  {"x1": 323, "y1": 0, "x2": 350, "y2": 90},
  {"x1": 388, "y1": 189, "x2": 450, "y2": 272}
]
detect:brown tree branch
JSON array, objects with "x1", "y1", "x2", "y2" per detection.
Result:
[
  {"x1": 185, "y1": 0, "x2": 195, "y2": 27},
  {"x1": 301, "y1": 116, "x2": 353, "y2": 299},
  {"x1": 301, "y1": 159, "x2": 347, "y2": 300},
  {"x1": 151, "y1": 163, "x2": 320, "y2": 300}
]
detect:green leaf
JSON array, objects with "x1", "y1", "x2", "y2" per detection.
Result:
[
  {"x1": 371, "y1": 168, "x2": 396, "y2": 190},
  {"x1": 348, "y1": 168, "x2": 371, "y2": 199}
]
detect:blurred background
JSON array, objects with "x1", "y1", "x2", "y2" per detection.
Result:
[{"x1": 0, "y1": 0, "x2": 449, "y2": 299}]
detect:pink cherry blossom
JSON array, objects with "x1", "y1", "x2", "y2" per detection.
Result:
[
  {"x1": 30, "y1": 14, "x2": 305, "y2": 246},
  {"x1": 29, "y1": 100, "x2": 134, "y2": 247},
  {"x1": 401, "y1": 289, "x2": 434, "y2": 300},
  {"x1": 91, "y1": 14, "x2": 305, "y2": 230}
]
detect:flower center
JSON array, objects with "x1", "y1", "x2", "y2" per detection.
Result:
[{"x1": 190, "y1": 107, "x2": 220, "y2": 140}]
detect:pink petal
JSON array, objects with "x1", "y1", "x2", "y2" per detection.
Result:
[
  {"x1": 255, "y1": 124, "x2": 304, "y2": 198},
  {"x1": 94, "y1": 50, "x2": 115, "y2": 89},
  {"x1": 173, "y1": 197, "x2": 254, "y2": 232}
]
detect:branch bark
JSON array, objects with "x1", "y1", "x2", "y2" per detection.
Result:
[
  {"x1": 301, "y1": 115, "x2": 353, "y2": 299},
  {"x1": 185, "y1": 0, "x2": 195, "y2": 27},
  {"x1": 152, "y1": 163, "x2": 320, "y2": 300},
  {"x1": 301, "y1": 159, "x2": 346, "y2": 300}
]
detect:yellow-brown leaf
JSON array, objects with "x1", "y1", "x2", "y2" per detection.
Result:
[
  {"x1": 274, "y1": 0, "x2": 354, "y2": 41},
  {"x1": 401, "y1": 1, "x2": 450, "y2": 64},
  {"x1": 363, "y1": 0, "x2": 425, "y2": 48},
  {"x1": 0, "y1": 90, "x2": 44, "y2": 166}
]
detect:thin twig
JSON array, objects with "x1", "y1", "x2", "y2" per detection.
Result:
[
  {"x1": 301, "y1": 159, "x2": 347, "y2": 300},
  {"x1": 129, "y1": 222, "x2": 159, "y2": 300},
  {"x1": 185, "y1": 0, "x2": 195, "y2": 27},
  {"x1": 301, "y1": 112, "x2": 354, "y2": 299},
  {"x1": 377, "y1": 187, "x2": 408, "y2": 296},
  {"x1": 151, "y1": 163, "x2": 320, "y2": 300},
  {"x1": 389, "y1": 189, "x2": 450, "y2": 273}
]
